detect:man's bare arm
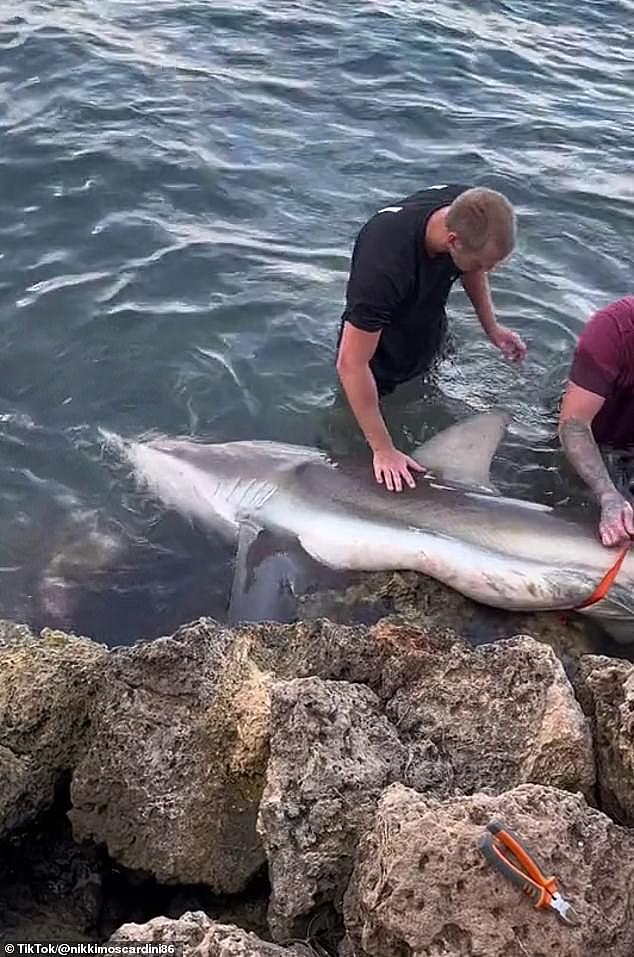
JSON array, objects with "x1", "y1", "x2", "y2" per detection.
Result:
[
  {"x1": 559, "y1": 417, "x2": 616, "y2": 499},
  {"x1": 336, "y1": 323, "x2": 424, "y2": 492},
  {"x1": 559, "y1": 381, "x2": 634, "y2": 546},
  {"x1": 461, "y1": 270, "x2": 526, "y2": 361},
  {"x1": 336, "y1": 323, "x2": 392, "y2": 453},
  {"x1": 461, "y1": 269, "x2": 497, "y2": 337}
]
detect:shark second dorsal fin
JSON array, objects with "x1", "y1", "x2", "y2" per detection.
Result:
[{"x1": 411, "y1": 412, "x2": 511, "y2": 490}]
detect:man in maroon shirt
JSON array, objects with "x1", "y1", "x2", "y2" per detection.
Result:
[{"x1": 559, "y1": 295, "x2": 634, "y2": 547}]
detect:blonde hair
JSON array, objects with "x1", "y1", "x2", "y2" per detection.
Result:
[{"x1": 445, "y1": 187, "x2": 516, "y2": 257}]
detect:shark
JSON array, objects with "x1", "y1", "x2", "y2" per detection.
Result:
[{"x1": 120, "y1": 412, "x2": 634, "y2": 643}]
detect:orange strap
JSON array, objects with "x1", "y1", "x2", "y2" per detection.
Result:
[{"x1": 576, "y1": 543, "x2": 630, "y2": 610}]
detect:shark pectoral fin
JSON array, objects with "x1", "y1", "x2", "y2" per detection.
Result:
[
  {"x1": 227, "y1": 521, "x2": 261, "y2": 624},
  {"x1": 411, "y1": 411, "x2": 511, "y2": 490},
  {"x1": 227, "y1": 526, "x2": 323, "y2": 625}
]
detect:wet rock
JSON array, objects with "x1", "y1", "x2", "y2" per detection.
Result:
[
  {"x1": 297, "y1": 570, "x2": 609, "y2": 665},
  {"x1": 0, "y1": 621, "x2": 107, "y2": 835},
  {"x1": 258, "y1": 677, "x2": 406, "y2": 941},
  {"x1": 110, "y1": 911, "x2": 306, "y2": 955},
  {"x1": 343, "y1": 782, "x2": 634, "y2": 957},
  {"x1": 70, "y1": 619, "x2": 272, "y2": 893},
  {"x1": 250, "y1": 616, "x2": 471, "y2": 701},
  {"x1": 575, "y1": 655, "x2": 634, "y2": 825}
]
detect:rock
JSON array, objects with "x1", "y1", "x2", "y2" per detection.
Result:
[
  {"x1": 297, "y1": 570, "x2": 608, "y2": 664},
  {"x1": 575, "y1": 655, "x2": 634, "y2": 825},
  {"x1": 0, "y1": 806, "x2": 105, "y2": 942},
  {"x1": 386, "y1": 631, "x2": 594, "y2": 799},
  {"x1": 110, "y1": 912, "x2": 305, "y2": 955},
  {"x1": 0, "y1": 620, "x2": 107, "y2": 835},
  {"x1": 343, "y1": 782, "x2": 634, "y2": 957},
  {"x1": 69, "y1": 619, "x2": 272, "y2": 892},
  {"x1": 0, "y1": 745, "x2": 37, "y2": 837},
  {"x1": 252, "y1": 624, "x2": 593, "y2": 944},
  {"x1": 247, "y1": 617, "x2": 397, "y2": 692},
  {"x1": 252, "y1": 620, "x2": 594, "y2": 798},
  {"x1": 258, "y1": 677, "x2": 406, "y2": 941},
  {"x1": 150, "y1": 884, "x2": 270, "y2": 943}
]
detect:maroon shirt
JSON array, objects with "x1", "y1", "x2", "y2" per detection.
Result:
[{"x1": 569, "y1": 296, "x2": 634, "y2": 449}]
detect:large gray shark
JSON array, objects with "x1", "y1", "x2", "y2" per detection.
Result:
[{"x1": 122, "y1": 412, "x2": 634, "y2": 643}]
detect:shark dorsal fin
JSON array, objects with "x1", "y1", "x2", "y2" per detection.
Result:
[{"x1": 411, "y1": 412, "x2": 510, "y2": 490}]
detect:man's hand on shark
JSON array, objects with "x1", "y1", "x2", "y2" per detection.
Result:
[
  {"x1": 372, "y1": 446, "x2": 426, "y2": 492},
  {"x1": 599, "y1": 491, "x2": 634, "y2": 548}
]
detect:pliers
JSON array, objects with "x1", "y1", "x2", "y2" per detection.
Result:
[{"x1": 479, "y1": 820, "x2": 579, "y2": 926}]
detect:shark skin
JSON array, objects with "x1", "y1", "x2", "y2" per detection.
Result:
[{"x1": 120, "y1": 413, "x2": 634, "y2": 643}]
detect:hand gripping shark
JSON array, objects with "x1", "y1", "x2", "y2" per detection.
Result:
[{"x1": 122, "y1": 412, "x2": 634, "y2": 643}]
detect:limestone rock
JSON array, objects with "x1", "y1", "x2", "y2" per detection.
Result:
[
  {"x1": 258, "y1": 677, "x2": 406, "y2": 940},
  {"x1": 386, "y1": 631, "x2": 595, "y2": 799},
  {"x1": 70, "y1": 619, "x2": 272, "y2": 892},
  {"x1": 0, "y1": 620, "x2": 107, "y2": 835},
  {"x1": 576, "y1": 654, "x2": 634, "y2": 825},
  {"x1": 343, "y1": 782, "x2": 634, "y2": 957},
  {"x1": 252, "y1": 624, "x2": 593, "y2": 944},
  {"x1": 110, "y1": 912, "x2": 305, "y2": 955},
  {"x1": 252, "y1": 620, "x2": 594, "y2": 798}
]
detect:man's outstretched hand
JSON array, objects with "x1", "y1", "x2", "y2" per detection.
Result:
[
  {"x1": 491, "y1": 324, "x2": 527, "y2": 363},
  {"x1": 373, "y1": 446, "x2": 426, "y2": 492}
]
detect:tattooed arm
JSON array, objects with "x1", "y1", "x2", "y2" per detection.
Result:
[{"x1": 559, "y1": 381, "x2": 634, "y2": 546}]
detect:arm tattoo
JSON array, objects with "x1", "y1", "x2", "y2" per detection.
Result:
[{"x1": 560, "y1": 417, "x2": 616, "y2": 502}]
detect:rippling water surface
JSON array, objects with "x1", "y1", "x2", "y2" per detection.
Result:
[{"x1": 0, "y1": 0, "x2": 632, "y2": 643}]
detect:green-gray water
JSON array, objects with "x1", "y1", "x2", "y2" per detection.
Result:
[{"x1": 0, "y1": 1, "x2": 632, "y2": 643}]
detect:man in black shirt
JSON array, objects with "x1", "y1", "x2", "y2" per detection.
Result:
[{"x1": 336, "y1": 184, "x2": 526, "y2": 491}]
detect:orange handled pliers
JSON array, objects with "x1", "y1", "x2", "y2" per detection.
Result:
[{"x1": 479, "y1": 820, "x2": 578, "y2": 926}]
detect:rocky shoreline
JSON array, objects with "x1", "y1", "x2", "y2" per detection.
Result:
[{"x1": 2, "y1": 572, "x2": 634, "y2": 956}]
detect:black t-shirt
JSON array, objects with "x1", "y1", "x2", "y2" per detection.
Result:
[{"x1": 338, "y1": 184, "x2": 468, "y2": 392}]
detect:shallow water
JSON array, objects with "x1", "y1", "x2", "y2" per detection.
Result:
[{"x1": 0, "y1": 0, "x2": 632, "y2": 644}]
